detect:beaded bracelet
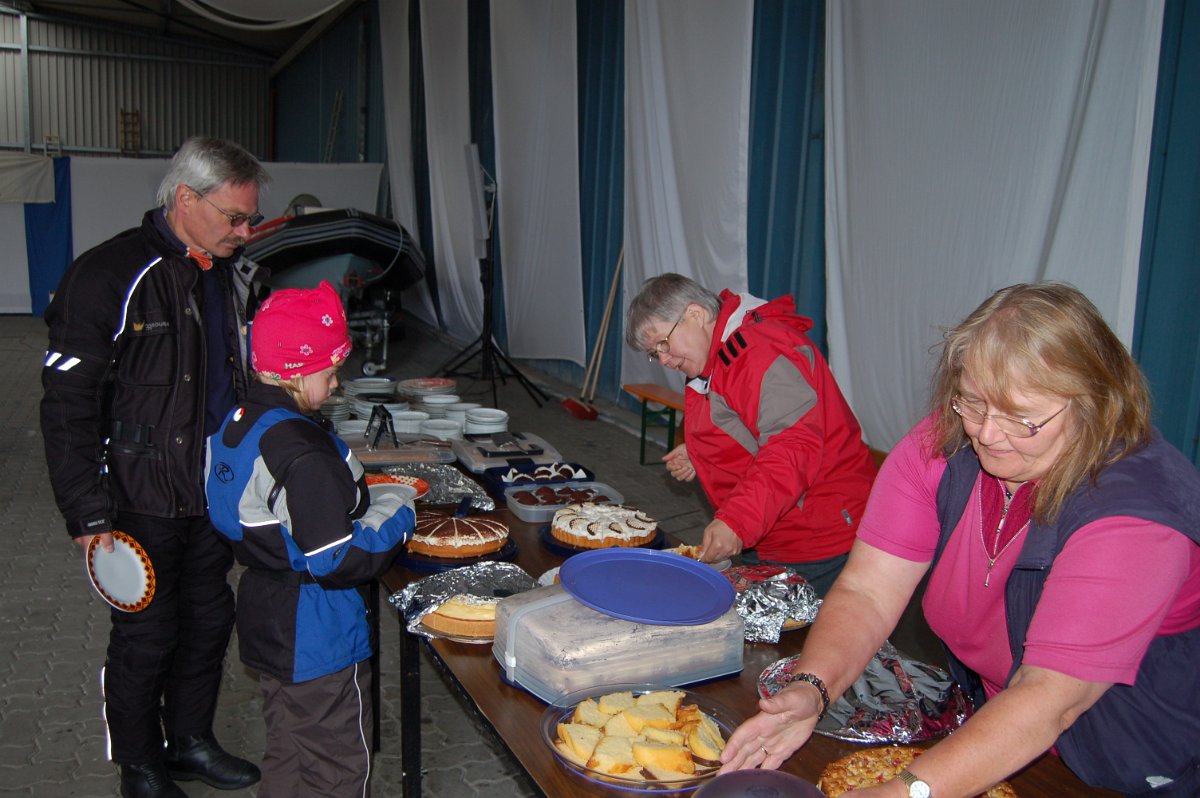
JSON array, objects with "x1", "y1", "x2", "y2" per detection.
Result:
[{"x1": 789, "y1": 671, "x2": 831, "y2": 720}]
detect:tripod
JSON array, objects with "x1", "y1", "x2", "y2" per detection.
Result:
[{"x1": 438, "y1": 236, "x2": 548, "y2": 408}]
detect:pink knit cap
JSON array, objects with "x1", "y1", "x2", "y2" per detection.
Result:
[{"x1": 251, "y1": 281, "x2": 352, "y2": 379}]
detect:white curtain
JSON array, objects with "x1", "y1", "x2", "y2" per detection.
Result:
[
  {"x1": 491, "y1": 0, "x2": 587, "y2": 365},
  {"x1": 378, "y1": 0, "x2": 438, "y2": 326},
  {"x1": 620, "y1": 0, "x2": 754, "y2": 391},
  {"x1": 419, "y1": 1, "x2": 485, "y2": 341},
  {"x1": 825, "y1": 0, "x2": 1164, "y2": 450}
]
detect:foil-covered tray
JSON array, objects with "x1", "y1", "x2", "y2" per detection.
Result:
[
  {"x1": 389, "y1": 561, "x2": 536, "y2": 643},
  {"x1": 758, "y1": 642, "x2": 972, "y2": 744},
  {"x1": 723, "y1": 565, "x2": 820, "y2": 643},
  {"x1": 382, "y1": 463, "x2": 494, "y2": 510}
]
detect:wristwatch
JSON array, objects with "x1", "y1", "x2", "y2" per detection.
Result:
[{"x1": 898, "y1": 769, "x2": 932, "y2": 798}]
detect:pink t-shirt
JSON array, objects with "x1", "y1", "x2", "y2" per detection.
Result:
[{"x1": 858, "y1": 416, "x2": 1200, "y2": 696}]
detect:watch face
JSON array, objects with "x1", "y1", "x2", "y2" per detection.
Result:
[{"x1": 909, "y1": 780, "x2": 932, "y2": 798}]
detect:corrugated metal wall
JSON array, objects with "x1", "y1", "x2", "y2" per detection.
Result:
[{"x1": 0, "y1": 7, "x2": 271, "y2": 158}]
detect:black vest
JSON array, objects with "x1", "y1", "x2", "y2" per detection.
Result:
[{"x1": 933, "y1": 432, "x2": 1200, "y2": 796}]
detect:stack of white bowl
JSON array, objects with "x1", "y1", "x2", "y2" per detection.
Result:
[
  {"x1": 419, "y1": 418, "x2": 464, "y2": 440},
  {"x1": 464, "y1": 407, "x2": 509, "y2": 435},
  {"x1": 391, "y1": 410, "x2": 430, "y2": 434},
  {"x1": 336, "y1": 418, "x2": 370, "y2": 439},
  {"x1": 418, "y1": 393, "x2": 461, "y2": 418},
  {"x1": 321, "y1": 395, "x2": 350, "y2": 425},
  {"x1": 442, "y1": 402, "x2": 481, "y2": 425}
]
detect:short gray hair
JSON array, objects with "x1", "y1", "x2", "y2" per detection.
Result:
[
  {"x1": 624, "y1": 273, "x2": 720, "y2": 351},
  {"x1": 157, "y1": 137, "x2": 270, "y2": 209}
]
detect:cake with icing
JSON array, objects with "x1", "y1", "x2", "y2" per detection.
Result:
[
  {"x1": 409, "y1": 511, "x2": 509, "y2": 558},
  {"x1": 550, "y1": 502, "x2": 657, "y2": 549}
]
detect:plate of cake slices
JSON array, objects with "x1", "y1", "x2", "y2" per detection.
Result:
[
  {"x1": 401, "y1": 510, "x2": 517, "y2": 572},
  {"x1": 541, "y1": 683, "x2": 736, "y2": 792}
]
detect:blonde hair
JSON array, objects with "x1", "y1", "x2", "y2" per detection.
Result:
[
  {"x1": 257, "y1": 374, "x2": 313, "y2": 411},
  {"x1": 929, "y1": 282, "x2": 1152, "y2": 522}
]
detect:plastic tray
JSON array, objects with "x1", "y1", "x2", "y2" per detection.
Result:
[
  {"x1": 451, "y1": 432, "x2": 563, "y2": 473},
  {"x1": 503, "y1": 481, "x2": 623, "y2": 523},
  {"x1": 480, "y1": 462, "x2": 596, "y2": 499},
  {"x1": 493, "y1": 585, "x2": 744, "y2": 704}
]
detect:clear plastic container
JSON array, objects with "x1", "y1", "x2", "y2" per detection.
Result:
[
  {"x1": 492, "y1": 584, "x2": 744, "y2": 704},
  {"x1": 503, "y1": 481, "x2": 624, "y2": 523}
]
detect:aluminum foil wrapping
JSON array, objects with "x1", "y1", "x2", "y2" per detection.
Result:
[
  {"x1": 725, "y1": 566, "x2": 821, "y2": 643},
  {"x1": 758, "y1": 642, "x2": 972, "y2": 744},
  {"x1": 383, "y1": 463, "x2": 494, "y2": 510},
  {"x1": 388, "y1": 561, "x2": 535, "y2": 638}
]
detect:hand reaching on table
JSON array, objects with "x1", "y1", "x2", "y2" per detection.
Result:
[
  {"x1": 718, "y1": 680, "x2": 824, "y2": 774},
  {"x1": 662, "y1": 443, "x2": 695, "y2": 481},
  {"x1": 698, "y1": 518, "x2": 744, "y2": 563}
]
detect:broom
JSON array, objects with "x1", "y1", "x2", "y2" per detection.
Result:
[{"x1": 562, "y1": 246, "x2": 623, "y2": 420}]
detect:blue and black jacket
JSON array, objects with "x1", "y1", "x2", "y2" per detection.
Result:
[
  {"x1": 205, "y1": 382, "x2": 414, "y2": 683},
  {"x1": 934, "y1": 431, "x2": 1200, "y2": 796}
]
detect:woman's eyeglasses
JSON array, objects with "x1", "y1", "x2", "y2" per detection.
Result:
[
  {"x1": 951, "y1": 395, "x2": 1068, "y2": 438},
  {"x1": 189, "y1": 187, "x2": 264, "y2": 228},
  {"x1": 646, "y1": 312, "x2": 686, "y2": 363}
]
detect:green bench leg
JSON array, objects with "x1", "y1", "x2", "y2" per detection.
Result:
[{"x1": 638, "y1": 400, "x2": 678, "y2": 465}]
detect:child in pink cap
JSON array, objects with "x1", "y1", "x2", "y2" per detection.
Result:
[{"x1": 204, "y1": 280, "x2": 413, "y2": 797}]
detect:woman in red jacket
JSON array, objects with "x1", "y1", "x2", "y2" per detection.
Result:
[{"x1": 626, "y1": 273, "x2": 876, "y2": 595}]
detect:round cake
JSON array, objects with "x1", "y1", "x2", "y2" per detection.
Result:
[
  {"x1": 409, "y1": 511, "x2": 509, "y2": 558},
  {"x1": 421, "y1": 594, "x2": 498, "y2": 638},
  {"x1": 550, "y1": 502, "x2": 657, "y2": 549}
]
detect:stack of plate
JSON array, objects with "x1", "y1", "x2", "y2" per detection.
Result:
[
  {"x1": 464, "y1": 407, "x2": 509, "y2": 435},
  {"x1": 418, "y1": 394, "x2": 461, "y2": 418},
  {"x1": 397, "y1": 377, "x2": 457, "y2": 403},
  {"x1": 392, "y1": 410, "x2": 430, "y2": 434},
  {"x1": 321, "y1": 395, "x2": 350, "y2": 425},
  {"x1": 348, "y1": 395, "x2": 408, "y2": 418},
  {"x1": 443, "y1": 401, "x2": 481, "y2": 424},
  {"x1": 343, "y1": 376, "x2": 397, "y2": 398},
  {"x1": 419, "y1": 418, "x2": 464, "y2": 440}
]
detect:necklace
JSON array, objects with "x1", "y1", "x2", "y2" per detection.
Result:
[{"x1": 979, "y1": 480, "x2": 1031, "y2": 587}]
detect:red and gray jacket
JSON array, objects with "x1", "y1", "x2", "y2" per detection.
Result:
[
  {"x1": 686, "y1": 290, "x2": 876, "y2": 563},
  {"x1": 40, "y1": 209, "x2": 264, "y2": 537}
]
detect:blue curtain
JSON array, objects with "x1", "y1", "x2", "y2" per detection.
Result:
[
  {"x1": 1134, "y1": 0, "x2": 1200, "y2": 465},
  {"x1": 24, "y1": 157, "x2": 73, "y2": 317},
  {"x1": 746, "y1": 0, "x2": 826, "y2": 354}
]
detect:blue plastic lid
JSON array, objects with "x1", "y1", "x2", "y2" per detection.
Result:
[{"x1": 557, "y1": 548, "x2": 735, "y2": 625}]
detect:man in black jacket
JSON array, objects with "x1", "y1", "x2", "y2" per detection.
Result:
[{"x1": 41, "y1": 137, "x2": 266, "y2": 798}]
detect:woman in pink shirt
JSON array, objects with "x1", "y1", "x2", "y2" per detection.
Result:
[{"x1": 720, "y1": 283, "x2": 1200, "y2": 797}]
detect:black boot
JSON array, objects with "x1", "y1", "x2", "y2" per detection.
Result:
[
  {"x1": 119, "y1": 762, "x2": 187, "y2": 798},
  {"x1": 164, "y1": 733, "x2": 260, "y2": 790}
]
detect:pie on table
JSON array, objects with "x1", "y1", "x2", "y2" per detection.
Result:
[{"x1": 818, "y1": 746, "x2": 1018, "y2": 798}]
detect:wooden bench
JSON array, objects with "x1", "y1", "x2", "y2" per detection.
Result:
[{"x1": 622, "y1": 383, "x2": 685, "y2": 464}]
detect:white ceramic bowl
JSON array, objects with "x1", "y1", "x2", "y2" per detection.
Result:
[
  {"x1": 420, "y1": 393, "x2": 461, "y2": 407},
  {"x1": 443, "y1": 402, "x2": 482, "y2": 422},
  {"x1": 465, "y1": 407, "x2": 508, "y2": 424},
  {"x1": 337, "y1": 419, "x2": 369, "y2": 437},
  {"x1": 419, "y1": 419, "x2": 463, "y2": 440},
  {"x1": 464, "y1": 421, "x2": 508, "y2": 435},
  {"x1": 391, "y1": 410, "x2": 429, "y2": 434}
]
